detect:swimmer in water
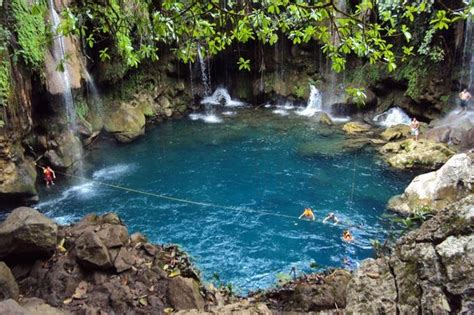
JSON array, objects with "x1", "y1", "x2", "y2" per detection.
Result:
[{"x1": 299, "y1": 208, "x2": 315, "y2": 221}]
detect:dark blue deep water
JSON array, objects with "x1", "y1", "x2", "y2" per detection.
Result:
[{"x1": 37, "y1": 108, "x2": 413, "y2": 293}]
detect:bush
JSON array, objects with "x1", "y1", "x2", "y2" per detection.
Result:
[{"x1": 11, "y1": 0, "x2": 48, "y2": 71}]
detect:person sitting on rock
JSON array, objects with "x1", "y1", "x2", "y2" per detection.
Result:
[
  {"x1": 342, "y1": 230, "x2": 353, "y2": 242},
  {"x1": 323, "y1": 212, "x2": 339, "y2": 225},
  {"x1": 458, "y1": 88, "x2": 471, "y2": 113},
  {"x1": 38, "y1": 164, "x2": 56, "y2": 187},
  {"x1": 299, "y1": 208, "x2": 315, "y2": 221},
  {"x1": 410, "y1": 117, "x2": 420, "y2": 141}
]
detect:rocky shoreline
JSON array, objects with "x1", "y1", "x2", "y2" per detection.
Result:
[{"x1": 0, "y1": 154, "x2": 472, "y2": 314}]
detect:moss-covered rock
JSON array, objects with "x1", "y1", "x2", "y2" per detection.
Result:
[
  {"x1": 104, "y1": 103, "x2": 146, "y2": 143},
  {"x1": 379, "y1": 139, "x2": 455, "y2": 170},
  {"x1": 380, "y1": 124, "x2": 411, "y2": 141},
  {"x1": 342, "y1": 121, "x2": 372, "y2": 135}
]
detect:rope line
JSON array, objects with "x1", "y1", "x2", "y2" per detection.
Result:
[
  {"x1": 348, "y1": 150, "x2": 358, "y2": 213},
  {"x1": 53, "y1": 170, "x2": 299, "y2": 221}
]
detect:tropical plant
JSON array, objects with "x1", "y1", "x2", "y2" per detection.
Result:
[{"x1": 56, "y1": 0, "x2": 470, "y2": 73}]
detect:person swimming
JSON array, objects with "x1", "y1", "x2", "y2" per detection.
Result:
[
  {"x1": 342, "y1": 230, "x2": 353, "y2": 242},
  {"x1": 299, "y1": 208, "x2": 315, "y2": 221},
  {"x1": 323, "y1": 212, "x2": 339, "y2": 225}
]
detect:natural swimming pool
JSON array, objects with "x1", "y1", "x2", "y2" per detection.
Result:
[{"x1": 37, "y1": 108, "x2": 413, "y2": 293}]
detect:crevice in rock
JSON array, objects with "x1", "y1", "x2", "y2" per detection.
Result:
[
  {"x1": 433, "y1": 247, "x2": 462, "y2": 314},
  {"x1": 387, "y1": 260, "x2": 400, "y2": 315}
]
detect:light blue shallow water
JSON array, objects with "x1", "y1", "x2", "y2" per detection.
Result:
[{"x1": 37, "y1": 108, "x2": 413, "y2": 293}]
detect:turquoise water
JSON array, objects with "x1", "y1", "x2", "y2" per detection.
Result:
[{"x1": 37, "y1": 108, "x2": 412, "y2": 293}]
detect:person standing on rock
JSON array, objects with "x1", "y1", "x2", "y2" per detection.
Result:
[
  {"x1": 458, "y1": 88, "x2": 471, "y2": 113},
  {"x1": 410, "y1": 117, "x2": 420, "y2": 141}
]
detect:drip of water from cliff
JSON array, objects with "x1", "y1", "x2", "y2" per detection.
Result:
[
  {"x1": 373, "y1": 107, "x2": 411, "y2": 127},
  {"x1": 49, "y1": 0, "x2": 76, "y2": 127},
  {"x1": 84, "y1": 69, "x2": 103, "y2": 116},
  {"x1": 460, "y1": 10, "x2": 474, "y2": 89},
  {"x1": 197, "y1": 46, "x2": 211, "y2": 97}
]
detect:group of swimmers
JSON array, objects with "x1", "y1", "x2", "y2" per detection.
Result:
[{"x1": 298, "y1": 208, "x2": 354, "y2": 242}]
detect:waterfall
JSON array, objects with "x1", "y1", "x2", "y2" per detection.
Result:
[
  {"x1": 48, "y1": 0, "x2": 83, "y2": 174},
  {"x1": 197, "y1": 46, "x2": 211, "y2": 96},
  {"x1": 201, "y1": 88, "x2": 244, "y2": 107},
  {"x1": 83, "y1": 69, "x2": 103, "y2": 116},
  {"x1": 296, "y1": 85, "x2": 322, "y2": 117},
  {"x1": 373, "y1": 107, "x2": 411, "y2": 127},
  {"x1": 48, "y1": 0, "x2": 76, "y2": 127},
  {"x1": 190, "y1": 88, "x2": 244, "y2": 123}
]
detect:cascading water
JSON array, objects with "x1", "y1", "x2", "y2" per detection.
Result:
[
  {"x1": 373, "y1": 107, "x2": 411, "y2": 127},
  {"x1": 296, "y1": 85, "x2": 322, "y2": 117},
  {"x1": 201, "y1": 88, "x2": 245, "y2": 107},
  {"x1": 197, "y1": 46, "x2": 211, "y2": 97},
  {"x1": 190, "y1": 88, "x2": 244, "y2": 123},
  {"x1": 83, "y1": 69, "x2": 103, "y2": 116},
  {"x1": 49, "y1": 0, "x2": 76, "y2": 127},
  {"x1": 48, "y1": 0, "x2": 83, "y2": 174}
]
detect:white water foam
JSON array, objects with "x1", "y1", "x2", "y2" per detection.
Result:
[
  {"x1": 373, "y1": 107, "x2": 411, "y2": 127},
  {"x1": 92, "y1": 164, "x2": 136, "y2": 181},
  {"x1": 272, "y1": 109, "x2": 289, "y2": 116},
  {"x1": 222, "y1": 111, "x2": 236, "y2": 116},
  {"x1": 189, "y1": 113, "x2": 223, "y2": 123},
  {"x1": 296, "y1": 85, "x2": 322, "y2": 117},
  {"x1": 201, "y1": 88, "x2": 245, "y2": 107},
  {"x1": 37, "y1": 182, "x2": 97, "y2": 209}
]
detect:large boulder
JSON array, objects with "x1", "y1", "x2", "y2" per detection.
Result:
[
  {"x1": 388, "y1": 153, "x2": 473, "y2": 214},
  {"x1": 0, "y1": 262, "x2": 19, "y2": 301},
  {"x1": 425, "y1": 111, "x2": 474, "y2": 149},
  {"x1": 342, "y1": 121, "x2": 372, "y2": 135},
  {"x1": 0, "y1": 298, "x2": 67, "y2": 315},
  {"x1": 44, "y1": 129, "x2": 83, "y2": 169},
  {"x1": 379, "y1": 139, "x2": 455, "y2": 170},
  {"x1": 75, "y1": 230, "x2": 112, "y2": 270},
  {"x1": 167, "y1": 276, "x2": 205, "y2": 311},
  {"x1": 104, "y1": 103, "x2": 146, "y2": 143},
  {"x1": 0, "y1": 207, "x2": 57, "y2": 260},
  {"x1": 380, "y1": 124, "x2": 411, "y2": 141}
]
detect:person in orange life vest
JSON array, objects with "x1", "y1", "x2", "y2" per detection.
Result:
[
  {"x1": 342, "y1": 230, "x2": 353, "y2": 242},
  {"x1": 299, "y1": 208, "x2": 315, "y2": 221}
]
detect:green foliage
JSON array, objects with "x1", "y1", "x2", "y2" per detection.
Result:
[
  {"x1": 346, "y1": 87, "x2": 367, "y2": 108},
  {"x1": 11, "y1": 0, "x2": 48, "y2": 71},
  {"x1": 75, "y1": 100, "x2": 89, "y2": 121},
  {"x1": 396, "y1": 60, "x2": 429, "y2": 100},
  {"x1": 237, "y1": 57, "x2": 251, "y2": 71},
  {"x1": 0, "y1": 57, "x2": 9, "y2": 107},
  {"x1": 0, "y1": 27, "x2": 10, "y2": 108},
  {"x1": 211, "y1": 272, "x2": 236, "y2": 296},
  {"x1": 60, "y1": 0, "x2": 467, "y2": 74},
  {"x1": 275, "y1": 272, "x2": 291, "y2": 286}
]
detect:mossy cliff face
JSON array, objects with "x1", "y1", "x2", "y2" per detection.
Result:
[{"x1": 0, "y1": 49, "x2": 37, "y2": 206}]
